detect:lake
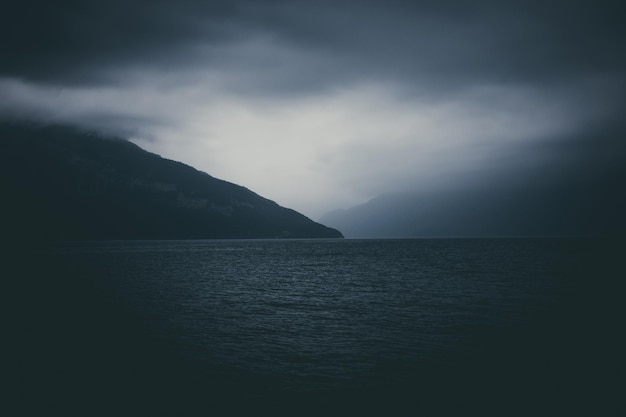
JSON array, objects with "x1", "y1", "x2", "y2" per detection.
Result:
[{"x1": 3, "y1": 238, "x2": 623, "y2": 415}]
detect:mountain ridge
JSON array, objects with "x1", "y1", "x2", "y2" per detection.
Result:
[
  {"x1": 0, "y1": 122, "x2": 343, "y2": 240},
  {"x1": 320, "y1": 176, "x2": 626, "y2": 239}
]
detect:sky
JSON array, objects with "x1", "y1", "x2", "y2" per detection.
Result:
[{"x1": 1, "y1": 0, "x2": 625, "y2": 221}]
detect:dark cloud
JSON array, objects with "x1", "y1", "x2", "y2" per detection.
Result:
[
  {"x1": 1, "y1": 0, "x2": 625, "y2": 227},
  {"x1": 3, "y1": 0, "x2": 625, "y2": 89},
  {"x1": 0, "y1": 0, "x2": 243, "y2": 83}
]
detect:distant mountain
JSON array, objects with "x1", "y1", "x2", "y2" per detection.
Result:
[
  {"x1": 321, "y1": 173, "x2": 626, "y2": 239},
  {"x1": 0, "y1": 122, "x2": 342, "y2": 240}
]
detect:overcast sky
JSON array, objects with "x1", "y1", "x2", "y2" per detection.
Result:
[{"x1": 2, "y1": 0, "x2": 625, "y2": 219}]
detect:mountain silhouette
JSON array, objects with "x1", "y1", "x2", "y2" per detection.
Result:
[
  {"x1": 0, "y1": 122, "x2": 342, "y2": 240},
  {"x1": 321, "y1": 170, "x2": 626, "y2": 238}
]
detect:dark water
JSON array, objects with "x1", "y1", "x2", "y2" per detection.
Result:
[{"x1": 3, "y1": 238, "x2": 624, "y2": 415}]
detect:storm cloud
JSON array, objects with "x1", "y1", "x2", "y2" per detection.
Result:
[{"x1": 2, "y1": 0, "x2": 625, "y2": 226}]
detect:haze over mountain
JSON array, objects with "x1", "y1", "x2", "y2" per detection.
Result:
[
  {"x1": 322, "y1": 119, "x2": 626, "y2": 238},
  {"x1": 1, "y1": 1, "x2": 626, "y2": 235},
  {"x1": 0, "y1": 122, "x2": 342, "y2": 240},
  {"x1": 321, "y1": 176, "x2": 626, "y2": 238}
]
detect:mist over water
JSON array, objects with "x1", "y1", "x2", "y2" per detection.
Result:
[{"x1": 4, "y1": 238, "x2": 623, "y2": 415}]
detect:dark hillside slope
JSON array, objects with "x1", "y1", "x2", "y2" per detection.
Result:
[{"x1": 0, "y1": 122, "x2": 342, "y2": 240}]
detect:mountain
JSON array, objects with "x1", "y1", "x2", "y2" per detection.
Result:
[
  {"x1": 321, "y1": 172, "x2": 626, "y2": 239},
  {"x1": 0, "y1": 122, "x2": 342, "y2": 240}
]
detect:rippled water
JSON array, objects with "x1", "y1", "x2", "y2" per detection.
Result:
[
  {"x1": 66, "y1": 242, "x2": 560, "y2": 383},
  {"x1": 8, "y1": 238, "x2": 622, "y2": 415}
]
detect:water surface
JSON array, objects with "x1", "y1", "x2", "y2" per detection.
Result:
[{"x1": 5, "y1": 238, "x2": 623, "y2": 415}]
